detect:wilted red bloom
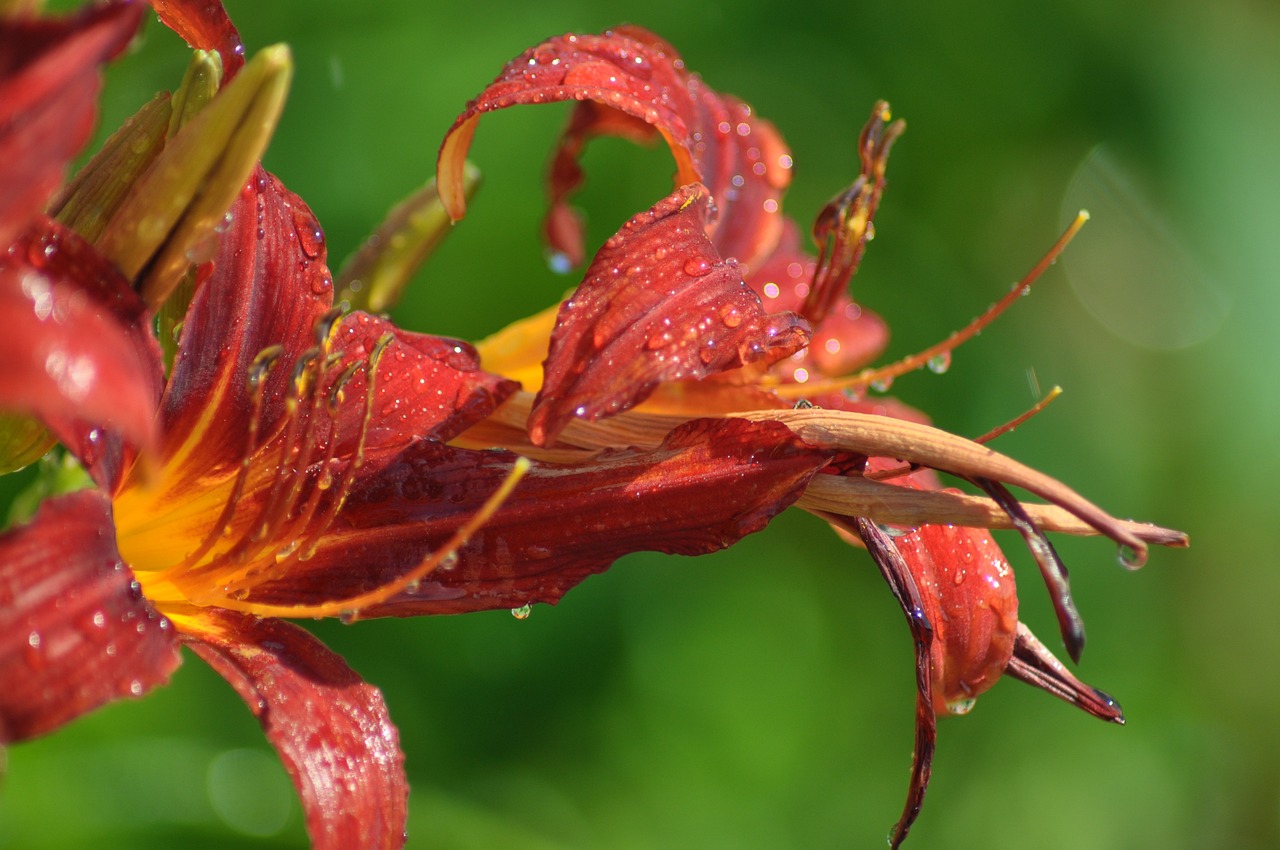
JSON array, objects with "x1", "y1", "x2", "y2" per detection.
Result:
[
  {"x1": 433, "y1": 25, "x2": 1186, "y2": 846},
  {"x1": 0, "y1": 5, "x2": 1186, "y2": 849}
]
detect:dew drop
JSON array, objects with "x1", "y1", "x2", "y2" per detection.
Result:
[
  {"x1": 946, "y1": 697, "x2": 977, "y2": 715},
  {"x1": 683, "y1": 257, "x2": 712, "y2": 277},
  {"x1": 870, "y1": 376, "x2": 894, "y2": 393},
  {"x1": 927, "y1": 351, "x2": 952, "y2": 374},
  {"x1": 439, "y1": 551, "x2": 459, "y2": 571},
  {"x1": 1117, "y1": 545, "x2": 1145, "y2": 570},
  {"x1": 511, "y1": 603, "x2": 532, "y2": 620}
]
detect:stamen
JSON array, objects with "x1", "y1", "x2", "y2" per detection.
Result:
[
  {"x1": 974, "y1": 386, "x2": 1063, "y2": 445},
  {"x1": 773, "y1": 211, "x2": 1090, "y2": 399},
  {"x1": 213, "y1": 456, "x2": 532, "y2": 619},
  {"x1": 290, "y1": 333, "x2": 392, "y2": 563}
]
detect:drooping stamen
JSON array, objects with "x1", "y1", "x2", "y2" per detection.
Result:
[
  {"x1": 974, "y1": 386, "x2": 1063, "y2": 445},
  {"x1": 212, "y1": 456, "x2": 532, "y2": 620},
  {"x1": 772, "y1": 211, "x2": 1090, "y2": 399},
  {"x1": 1005, "y1": 623, "x2": 1125, "y2": 724},
  {"x1": 971, "y1": 476, "x2": 1086, "y2": 664},
  {"x1": 162, "y1": 344, "x2": 283, "y2": 575}
]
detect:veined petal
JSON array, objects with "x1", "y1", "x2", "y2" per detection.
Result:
[
  {"x1": 0, "y1": 490, "x2": 181, "y2": 743},
  {"x1": 183, "y1": 610, "x2": 407, "y2": 850},
  {"x1": 885, "y1": 518, "x2": 1020, "y2": 716},
  {"x1": 156, "y1": 168, "x2": 335, "y2": 485},
  {"x1": 0, "y1": 219, "x2": 162, "y2": 485},
  {"x1": 148, "y1": 167, "x2": 514, "y2": 493},
  {"x1": 151, "y1": 0, "x2": 246, "y2": 80},
  {"x1": 529, "y1": 184, "x2": 809, "y2": 446},
  {"x1": 0, "y1": 0, "x2": 144, "y2": 248},
  {"x1": 238, "y1": 417, "x2": 831, "y2": 616},
  {"x1": 437, "y1": 26, "x2": 791, "y2": 271}
]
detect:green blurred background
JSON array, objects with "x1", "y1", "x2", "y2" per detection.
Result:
[{"x1": 2, "y1": 0, "x2": 1275, "y2": 847}]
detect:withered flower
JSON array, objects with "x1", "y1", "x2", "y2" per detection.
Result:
[{"x1": 429, "y1": 25, "x2": 1187, "y2": 846}]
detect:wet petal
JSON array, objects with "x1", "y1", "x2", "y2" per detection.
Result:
[
  {"x1": 0, "y1": 219, "x2": 162, "y2": 484},
  {"x1": 529, "y1": 184, "x2": 809, "y2": 446},
  {"x1": 240, "y1": 417, "x2": 831, "y2": 616},
  {"x1": 437, "y1": 26, "x2": 790, "y2": 271},
  {"x1": 0, "y1": 1, "x2": 144, "y2": 248},
  {"x1": 151, "y1": 0, "x2": 246, "y2": 80},
  {"x1": 0, "y1": 490, "x2": 181, "y2": 743},
  {"x1": 884, "y1": 518, "x2": 1020, "y2": 715},
  {"x1": 157, "y1": 168, "x2": 336, "y2": 483},
  {"x1": 184, "y1": 610, "x2": 406, "y2": 850}
]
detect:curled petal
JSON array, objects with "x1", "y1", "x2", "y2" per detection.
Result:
[
  {"x1": 0, "y1": 491, "x2": 181, "y2": 743},
  {"x1": 1006, "y1": 622, "x2": 1125, "y2": 723},
  {"x1": 151, "y1": 0, "x2": 246, "y2": 80},
  {"x1": 851, "y1": 518, "x2": 936, "y2": 850},
  {"x1": 437, "y1": 26, "x2": 790, "y2": 270},
  {"x1": 0, "y1": 219, "x2": 162, "y2": 484},
  {"x1": 0, "y1": 0, "x2": 144, "y2": 248},
  {"x1": 241, "y1": 417, "x2": 832, "y2": 616},
  {"x1": 529, "y1": 184, "x2": 809, "y2": 446},
  {"x1": 184, "y1": 610, "x2": 407, "y2": 850}
]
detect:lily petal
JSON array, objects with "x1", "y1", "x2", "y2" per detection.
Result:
[
  {"x1": 0, "y1": 0, "x2": 144, "y2": 248},
  {"x1": 152, "y1": 168, "x2": 513, "y2": 494},
  {"x1": 0, "y1": 490, "x2": 181, "y2": 743},
  {"x1": 151, "y1": 0, "x2": 246, "y2": 80},
  {"x1": 529, "y1": 183, "x2": 809, "y2": 446},
  {"x1": 238, "y1": 417, "x2": 831, "y2": 616},
  {"x1": 0, "y1": 218, "x2": 162, "y2": 485},
  {"x1": 437, "y1": 26, "x2": 790, "y2": 271},
  {"x1": 184, "y1": 610, "x2": 407, "y2": 850}
]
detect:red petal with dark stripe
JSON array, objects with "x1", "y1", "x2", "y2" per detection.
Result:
[
  {"x1": 151, "y1": 0, "x2": 246, "y2": 80},
  {"x1": 0, "y1": 219, "x2": 162, "y2": 486},
  {"x1": 243, "y1": 417, "x2": 831, "y2": 616},
  {"x1": 186, "y1": 611, "x2": 407, "y2": 850},
  {"x1": 0, "y1": 1, "x2": 144, "y2": 249},
  {"x1": 528, "y1": 184, "x2": 809, "y2": 446},
  {"x1": 0, "y1": 490, "x2": 181, "y2": 743}
]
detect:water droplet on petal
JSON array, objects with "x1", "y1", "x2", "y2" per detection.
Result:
[
  {"x1": 683, "y1": 257, "x2": 712, "y2": 277},
  {"x1": 511, "y1": 603, "x2": 532, "y2": 620},
  {"x1": 946, "y1": 697, "x2": 977, "y2": 715}
]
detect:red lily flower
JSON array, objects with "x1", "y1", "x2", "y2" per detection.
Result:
[
  {"x1": 0, "y1": 6, "x2": 1186, "y2": 849},
  {"x1": 1, "y1": 6, "x2": 835, "y2": 848}
]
